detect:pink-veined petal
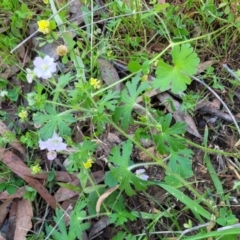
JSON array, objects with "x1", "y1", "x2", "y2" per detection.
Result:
[{"x1": 47, "y1": 151, "x2": 57, "y2": 160}]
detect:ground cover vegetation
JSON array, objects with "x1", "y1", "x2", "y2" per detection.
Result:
[{"x1": 0, "y1": 0, "x2": 240, "y2": 239}]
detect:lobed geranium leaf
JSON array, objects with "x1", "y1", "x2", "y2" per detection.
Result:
[
  {"x1": 153, "y1": 113, "x2": 186, "y2": 154},
  {"x1": 113, "y1": 73, "x2": 149, "y2": 130},
  {"x1": 153, "y1": 43, "x2": 200, "y2": 94},
  {"x1": 33, "y1": 104, "x2": 76, "y2": 140},
  {"x1": 109, "y1": 140, "x2": 147, "y2": 196}
]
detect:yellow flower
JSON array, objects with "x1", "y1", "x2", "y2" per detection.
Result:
[
  {"x1": 37, "y1": 20, "x2": 50, "y2": 34},
  {"x1": 19, "y1": 110, "x2": 28, "y2": 120},
  {"x1": 43, "y1": 0, "x2": 49, "y2": 4},
  {"x1": 56, "y1": 45, "x2": 68, "y2": 56},
  {"x1": 31, "y1": 164, "x2": 42, "y2": 174},
  {"x1": 90, "y1": 78, "x2": 101, "y2": 89},
  {"x1": 83, "y1": 158, "x2": 94, "y2": 169}
]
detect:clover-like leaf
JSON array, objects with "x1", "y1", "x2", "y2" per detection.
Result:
[{"x1": 153, "y1": 43, "x2": 200, "y2": 94}]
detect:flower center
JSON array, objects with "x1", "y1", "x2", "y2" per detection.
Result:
[{"x1": 41, "y1": 64, "x2": 48, "y2": 70}]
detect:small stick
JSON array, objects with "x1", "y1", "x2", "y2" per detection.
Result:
[
  {"x1": 192, "y1": 75, "x2": 240, "y2": 135},
  {"x1": 223, "y1": 64, "x2": 240, "y2": 82}
]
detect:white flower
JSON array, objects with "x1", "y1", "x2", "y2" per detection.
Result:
[
  {"x1": 39, "y1": 132, "x2": 67, "y2": 152},
  {"x1": 47, "y1": 150, "x2": 57, "y2": 161},
  {"x1": 26, "y1": 68, "x2": 35, "y2": 83},
  {"x1": 0, "y1": 90, "x2": 8, "y2": 97},
  {"x1": 33, "y1": 55, "x2": 57, "y2": 79},
  {"x1": 135, "y1": 169, "x2": 149, "y2": 181}
]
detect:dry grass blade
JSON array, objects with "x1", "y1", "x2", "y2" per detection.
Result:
[{"x1": 96, "y1": 185, "x2": 119, "y2": 214}]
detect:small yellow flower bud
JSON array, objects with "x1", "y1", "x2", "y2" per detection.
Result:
[
  {"x1": 90, "y1": 78, "x2": 101, "y2": 89},
  {"x1": 31, "y1": 164, "x2": 42, "y2": 174},
  {"x1": 19, "y1": 110, "x2": 28, "y2": 120},
  {"x1": 83, "y1": 158, "x2": 94, "y2": 169}
]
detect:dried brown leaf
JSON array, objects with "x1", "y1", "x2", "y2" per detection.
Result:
[
  {"x1": 54, "y1": 170, "x2": 105, "y2": 202},
  {"x1": 97, "y1": 59, "x2": 121, "y2": 91},
  {"x1": 0, "y1": 121, "x2": 25, "y2": 155},
  {"x1": 0, "y1": 147, "x2": 75, "y2": 183},
  {"x1": 54, "y1": 178, "x2": 80, "y2": 202},
  {"x1": 157, "y1": 93, "x2": 202, "y2": 138},
  {"x1": 0, "y1": 235, "x2": 6, "y2": 240},
  {"x1": 197, "y1": 60, "x2": 217, "y2": 74},
  {"x1": 69, "y1": 0, "x2": 84, "y2": 25},
  {"x1": 0, "y1": 200, "x2": 12, "y2": 227},
  {"x1": 0, "y1": 150, "x2": 57, "y2": 209},
  {"x1": 96, "y1": 185, "x2": 119, "y2": 214},
  {"x1": 14, "y1": 199, "x2": 33, "y2": 240},
  {"x1": 0, "y1": 186, "x2": 26, "y2": 200},
  {"x1": 89, "y1": 216, "x2": 110, "y2": 239},
  {"x1": 138, "y1": 146, "x2": 165, "y2": 162}
]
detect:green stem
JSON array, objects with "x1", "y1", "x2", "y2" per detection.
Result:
[{"x1": 110, "y1": 119, "x2": 217, "y2": 214}]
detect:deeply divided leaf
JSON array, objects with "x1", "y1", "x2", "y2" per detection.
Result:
[{"x1": 113, "y1": 73, "x2": 149, "y2": 129}]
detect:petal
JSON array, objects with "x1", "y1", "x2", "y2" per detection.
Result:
[
  {"x1": 41, "y1": 70, "x2": 52, "y2": 79},
  {"x1": 141, "y1": 174, "x2": 149, "y2": 181},
  {"x1": 47, "y1": 151, "x2": 57, "y2": 161},
  {"x1": 39, "y1": 139, "x2": 49, "y2": 150},
  {"x1": 44, "y1": 55, "x2": 54, "y2": 64},
  {"x1": 48, "y1": 64, "x2": 57, "y2": 73},
  {"x1": 55, "y1": 142, "x2": 67, "y2": 151},
  {"x1": 33, "y1": 57, "x2": 44, "y2": 67},
  {"x1": 135, "y1": 169, "x2": 145, "y2": 174},
  {"x1": 34, "y1": 68, "x2": 44, "y2": 78}
]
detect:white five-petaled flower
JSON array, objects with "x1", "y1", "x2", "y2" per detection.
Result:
[
  {"x1": 135, "y1": 169, "x2": 149, "y2": 181},
  {"x1": 39, "y1": 132, "x2": 67, "y2": 152},
  {"x1": 33, "y1": 55, "x2": 57, "y2": 79},
  {"x1": 26, "y1": 68, "x2": 35, "y2": 83}
]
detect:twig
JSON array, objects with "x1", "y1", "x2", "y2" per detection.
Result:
[
  {"x1": 177, "y1": 222, "x2": 210, "y2": 240},
  {"x1": 10, "y1": 0, "x2": 75, "y2": 53},
  {"x1": 223, "y1": 64, "x2": 240, "y2": 82},
  {"x1": 192, "y1": 75, "x2": 240, "y2": 135},
  {"x1": 45, "y1": 204, "x2": 72, "y2": 240},
  {"x1": 61, "y1": 9, "x2": 152, "y2": 34}
]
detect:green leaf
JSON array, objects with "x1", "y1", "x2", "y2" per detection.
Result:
[
  {"x1": 67, "y1": 140, "x2": 98, "y2": 172},
  {"x1": 127, "y1": 61, "x2": 141, "y2": 73},
  {"x1": 113, "y1": 73, "x2": 149, "y2": 129},
  {"x1": 6, "y1": 185, "x2": 16, "y2": 195},
  {"x1": 33, "y1": 104, "x2": 76, "y2": 140},
  {"x1": 96, "y1": 90, "x2": 119, "y2": 112},
  {"x1": 57, "y1": 182, "x2": 81, "y2": 192},
  {"x1": 52, "y1": 73, "x2": 75, "y2": 94},
  {"x1": 109, "y1": 140, "x2": 147, "y2": 196},
  {"x1": 45, "y1": 200, "x2": 90, "y2": 240},
  {"x1": 204, "y1": 154, "x2": 224, "y2": 199},
  {"x1": 105, "y1": 171, "x2": 119, "y2": 187},
  {"x1": 110, "y1": 211, "x2": 136, "y2": 226},
  {"x1": 167, "y1": 148, "x2": 193, "y2": 179},
  {"x1": 157, "y1": 182, "x2": 212, "y2": 220},
  {"x1": 153, "y1": 43, "x2": 200, "y2": 94},
  {"x1": 153, "y1": 114, "x2": 186, "y2": 154}
]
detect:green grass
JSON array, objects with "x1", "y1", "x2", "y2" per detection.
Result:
[{"x1": 1, "y1": 0, "x2": 240, "y2": 239}]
